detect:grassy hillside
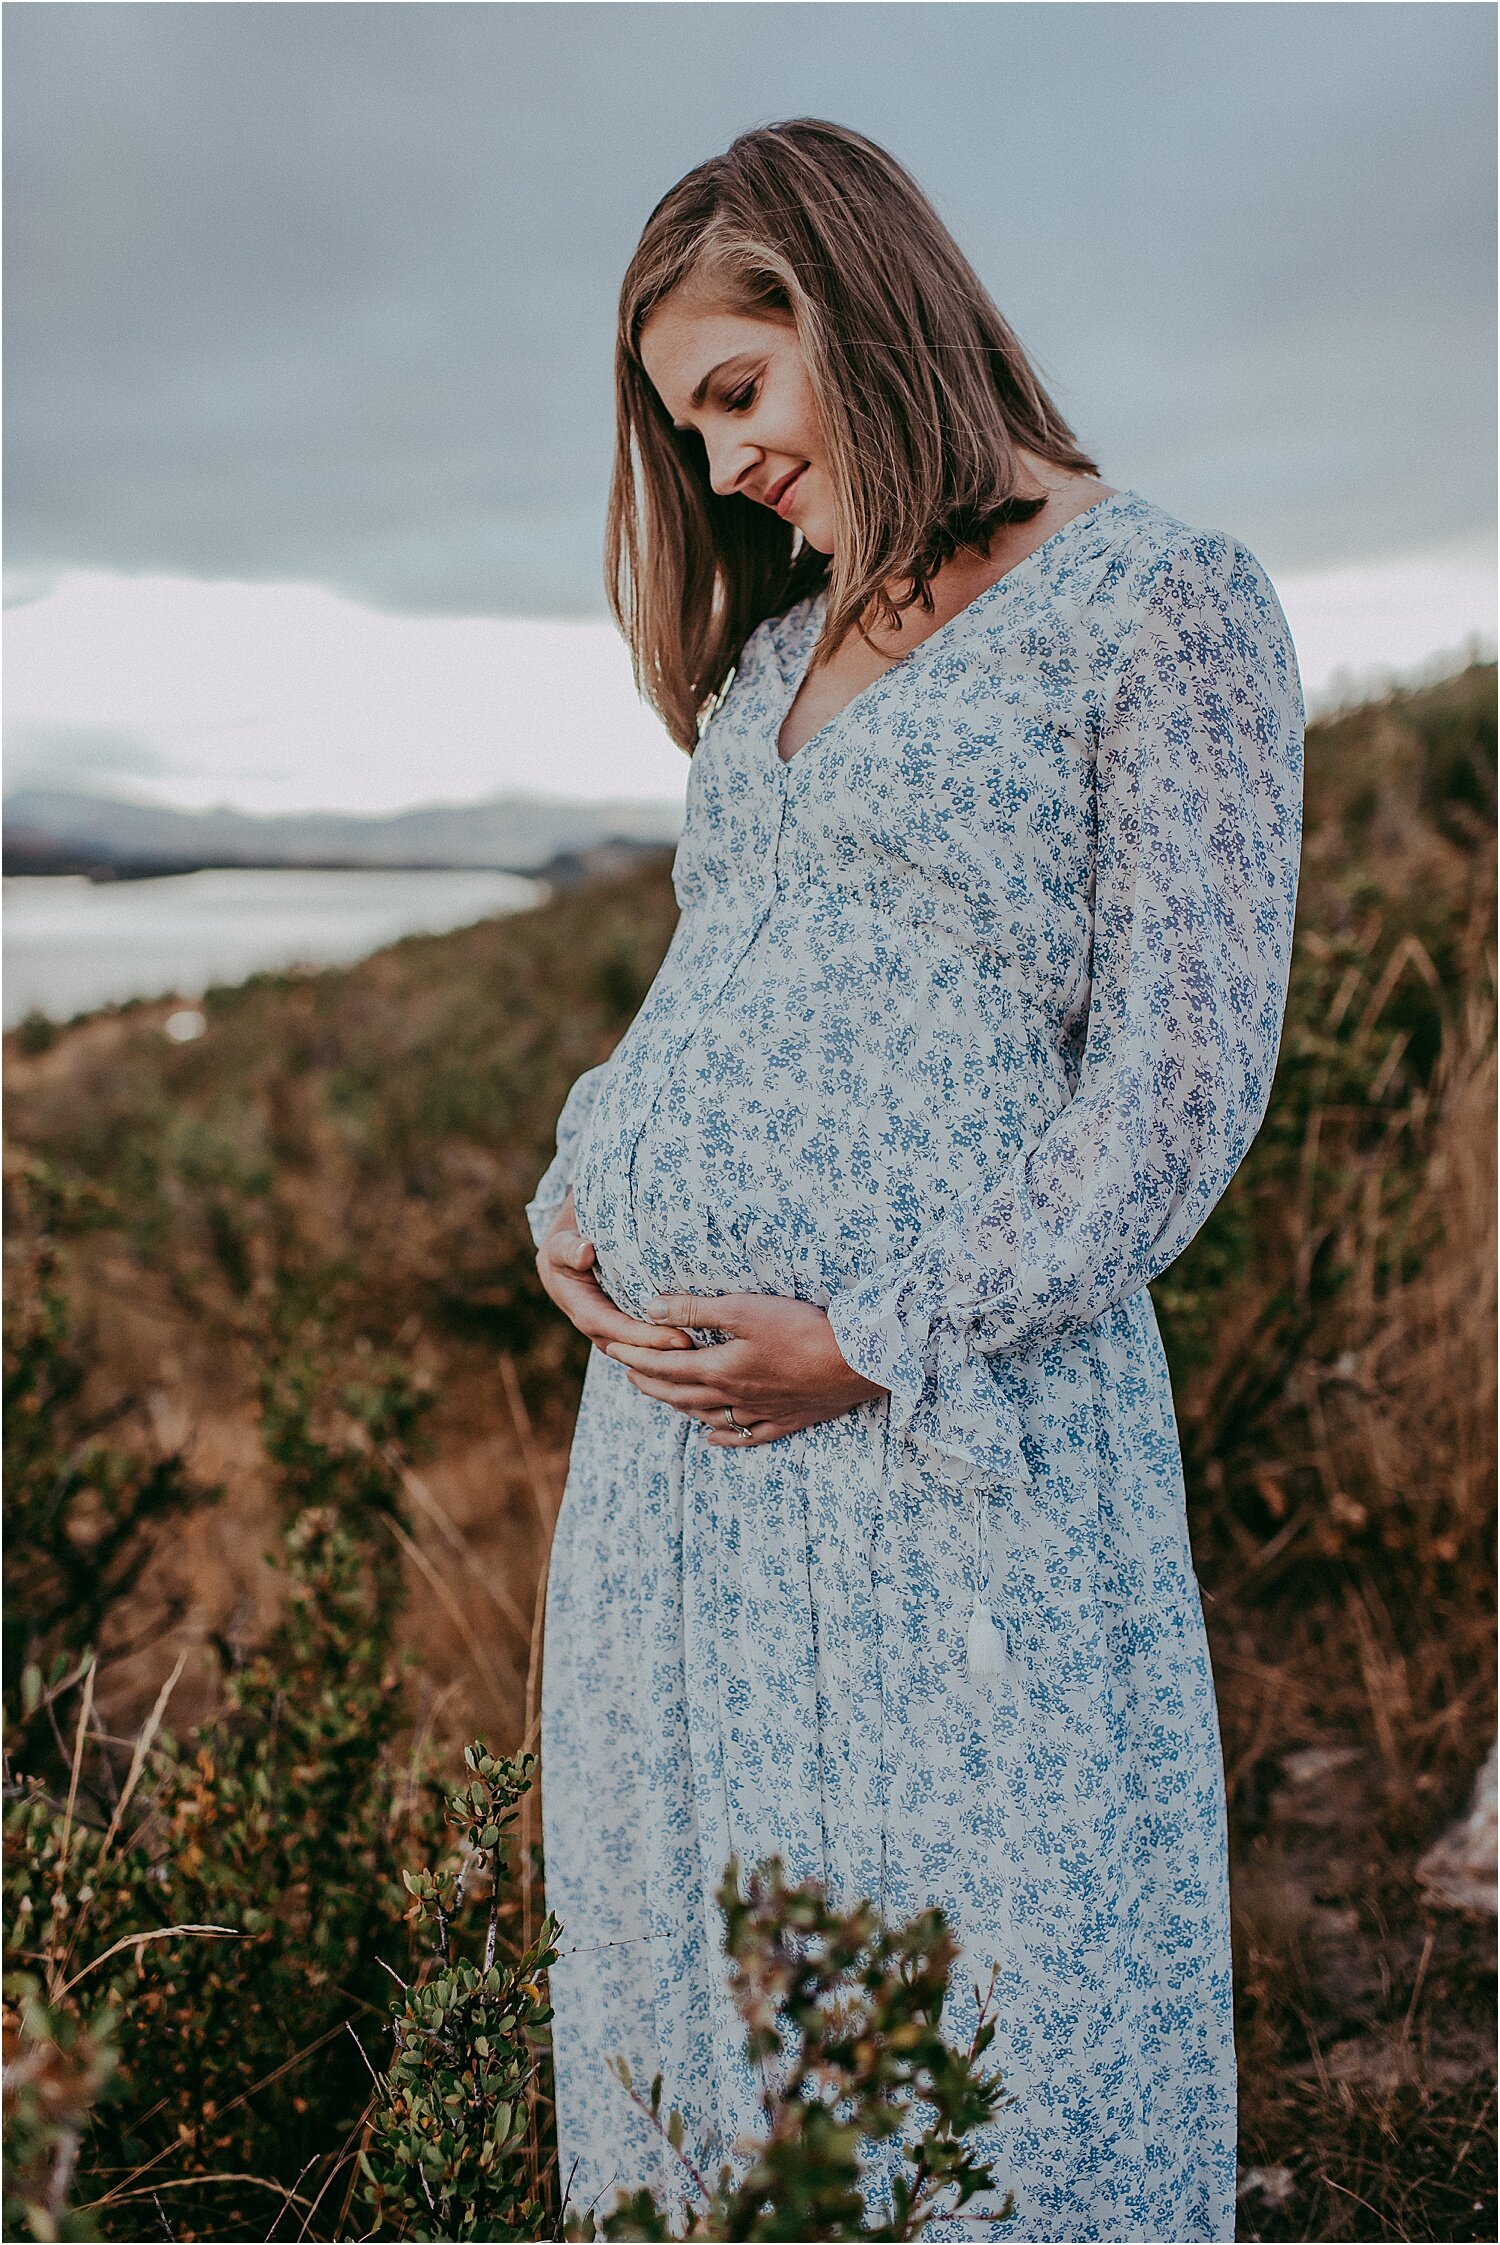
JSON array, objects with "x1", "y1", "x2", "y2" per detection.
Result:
[{"x1": 5, "y1": 662, "x2": 1495, "y2": 2241}]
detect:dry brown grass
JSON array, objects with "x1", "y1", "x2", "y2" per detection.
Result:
[{"x1": 5, "y1": 665, "x2": 1494, "y2": 2239}]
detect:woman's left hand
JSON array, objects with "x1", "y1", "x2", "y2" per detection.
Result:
[{"x1": 603, "y1": 1292, "x2": 887, "y2": 1445}]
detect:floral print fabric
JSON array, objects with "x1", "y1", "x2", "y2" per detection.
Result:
[{"x1": 526, "y1": 490, "x2": 1304, "y2": 2242}]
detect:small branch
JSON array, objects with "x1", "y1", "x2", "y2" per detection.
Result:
[
  {"x1": 484, "y1": 1848, "x2": 501, "y2": 1976},
  {"x1": 611, "y1": 2066, "x2": 717, "y2": 2210},
  {"x1": 344, "y1": 2021, "x2": 382, "y2": 2090}
]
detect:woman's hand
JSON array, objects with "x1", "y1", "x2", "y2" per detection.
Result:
[
  {"x1": 603, "y1": 1291, "x2": 888, "y2": 1446},
  {"x1": 536, "y1": 1194, "x2": 696, "y2": 1357}
]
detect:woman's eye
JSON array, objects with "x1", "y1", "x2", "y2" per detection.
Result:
[{"x1": 724, "y1": 381, "x2": 759, "y2": 413}]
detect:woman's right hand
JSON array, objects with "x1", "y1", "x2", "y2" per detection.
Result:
[{"x1": 536, "y1": 1191, "x2": 697, "y2": 1356}]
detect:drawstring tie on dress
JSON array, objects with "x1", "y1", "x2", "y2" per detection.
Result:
[{"x1": 965, "y1": 1493, "x2": 1013, "y2": 1688}]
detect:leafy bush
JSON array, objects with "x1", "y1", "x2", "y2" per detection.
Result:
[
  {"x1": 571, "y1": 1858, "x2": 1011, "y2": 2244},
  {"x1": 4, "y1": 1168, "x2": 212, "y2": 1700},
  {"x1": 3, "y1": 1212, "x2": 454, "y2": 2239},
  {"x1": 362, "y1": 1743, "x2": 559, "y2": 2240}
]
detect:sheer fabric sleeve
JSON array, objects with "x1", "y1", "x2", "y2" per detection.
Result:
[
  {"x1": 524, "y1": 1060, "x2": 615, "y2": 1250},
  {"x1": 825, "y1": 534, "x2": 1305, "y2": 1484}
]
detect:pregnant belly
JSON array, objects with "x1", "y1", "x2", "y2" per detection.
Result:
[{"x1": 572, "y1": 923, "x2": 1069, "y2": 1315}]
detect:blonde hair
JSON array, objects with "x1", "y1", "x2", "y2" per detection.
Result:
[{"x1": 606, "y1": 118, "x2": 1100, "y2": 751}]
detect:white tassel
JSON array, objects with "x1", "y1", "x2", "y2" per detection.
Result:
[
  {"x1": 966, "y1": 1590, "x2": 1011, "y2": 1685},
  {"x1": 965, "y1": 1495, "x2": 1012, "y2": 1688}
]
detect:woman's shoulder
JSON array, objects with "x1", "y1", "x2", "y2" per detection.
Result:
[
  {"x1": 1087, "y1": 493, "x2": 1303, "y2": 718},
  {"x1": 1089, "y1": 490, "x2": 1289, "y2": 625}
]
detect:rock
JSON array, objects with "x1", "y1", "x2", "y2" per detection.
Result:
[
  {"x1": 1417, "y1": 1740, "x2": 1497, "y2": 1915},
  {"x1": 1278, "y1": 1745, "x2": 1363, "y2": 1788},
  {"x1": 1237, "y1": 2165, "x2": 1296, "y2": 2210}
]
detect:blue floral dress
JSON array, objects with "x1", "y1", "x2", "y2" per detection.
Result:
[{"x1": 526, "y1": 489, "x2": 1304, "y2": 2243}]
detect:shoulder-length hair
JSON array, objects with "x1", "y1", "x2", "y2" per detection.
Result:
[{"x1": 606, "y1": 117, "x2": 1099, "y2": 751}]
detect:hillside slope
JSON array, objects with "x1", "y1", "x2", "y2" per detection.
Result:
[{"x1": 6, "y1": 662, "x2": 1495, "y2": 2241}]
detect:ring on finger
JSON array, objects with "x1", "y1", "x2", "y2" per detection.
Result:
[{"x1": 723, "y1": 1405, "x2": 751, "y2": 1436}]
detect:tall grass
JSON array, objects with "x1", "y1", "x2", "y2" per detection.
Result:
[{"x1": 4, "y1": 662, "x2": 1494, "y2": 2240}]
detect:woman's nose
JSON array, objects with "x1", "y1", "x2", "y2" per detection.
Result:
[{"x1": 705, "y1": 439, "x2": 759, "y2": 500}]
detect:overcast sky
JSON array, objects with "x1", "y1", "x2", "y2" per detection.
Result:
[{"x1": 5, "y1": 2, "x2": 1495, "y2": 813}]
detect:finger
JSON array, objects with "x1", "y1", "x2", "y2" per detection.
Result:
[
  {"x1": 541, "y1": 1223, "x2": 597, "y2": 1274},
  {"x1": 620, "y1": 1368, "x2": 733, "y2": 1411},
  {"x1": 606, "y1": 1322, "x2": 701, "y2": 1352},
  {"x1": 539, "y1": 1251, "x2": 695, "y2": 1348},
  {"x1": 644, "y1": 1292, "x2": 761, "y2": 1334},
  {"x1": 704, "y1": 1419, "x2": 794, "y2": 1447},
  {"x1": 606, "y1": 1339, "x2": 739, "y2": 1381},
  {"x1": 547, "y1": 1273, "x2": 696, "y2": 1351}
]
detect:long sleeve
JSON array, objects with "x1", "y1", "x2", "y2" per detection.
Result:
[
  {"x1": 826, "y1": 534, "x2": 1304, "y2": 1482},
  {"x1": 525, "y1": 1059, "x2": 616, "y2": 1250}
]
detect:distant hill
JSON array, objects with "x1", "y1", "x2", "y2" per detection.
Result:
[{"x1": 2, "y1": 785, "x2": 683, "y2": 879}]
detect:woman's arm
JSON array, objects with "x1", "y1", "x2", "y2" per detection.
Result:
[{"x1": 823, "y1": 533, "x2": 1305, "y2": 1418}]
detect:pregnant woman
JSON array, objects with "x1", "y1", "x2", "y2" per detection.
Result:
[{"x1": 528, "y1": 119, "x2": 1303, "y2": 2243}]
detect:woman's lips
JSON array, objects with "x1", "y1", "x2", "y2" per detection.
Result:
[{"x1": 769, "y1": 465, "x2": 807, "y2": 519}]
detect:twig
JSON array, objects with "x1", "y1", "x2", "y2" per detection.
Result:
[
  {"x1": 52, "y1": 1661, "x2": 96, "y2": 1900},
  {"x1": 294, "y1": 2093, "x2": 377, "y2": 2243},
  {"x1": 81, "y1": 2020, "x2": 359, "y2": 2209},
  {"x1": 484, "y1": 1847, "x2": 501, "y2": 1976},
  {"x1": 89, "y1": 2173, "x2": 317, "y2": 2214},
  {"x1": 265, "y1": 2157, "x2": 321, "y2": 2243},
  {"x1": 47, "y1": 1660, "x2": 97, "y2": 1997},
  {"x1": 610, "y1": 2062, "x2": 717, "y2": 2210},
  {"x1": 344, "y1": 2020, "x2": 382, "y2": 2089}
]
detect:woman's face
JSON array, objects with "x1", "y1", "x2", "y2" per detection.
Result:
[{"x1": 639, "y1": 292, "x2": 838, "y2": 554}]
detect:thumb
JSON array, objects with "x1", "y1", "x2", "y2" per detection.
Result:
[{"x1": 547, "y1": 1222, "x2": 594, "y2": 1271}]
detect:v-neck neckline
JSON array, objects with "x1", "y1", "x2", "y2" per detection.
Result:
[{"x1": 772, "y1": 486, "x2": 1136, "y2": 772}]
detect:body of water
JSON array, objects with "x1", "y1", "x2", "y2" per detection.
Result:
[{"x1": 3, "y1": 866, "x2": 542, "y2": 1028}]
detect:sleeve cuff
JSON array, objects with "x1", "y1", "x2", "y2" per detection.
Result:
[
  {"x1": 524, "y1": 1060, "x2": 613, "y2": 1250},
  {"x1": 828, "y1": 1271, "x2": 1032, "y2": 1492}
]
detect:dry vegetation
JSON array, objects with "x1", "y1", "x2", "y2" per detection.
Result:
[{"x1": 4, "y1": 662, "x2": 1495, "y2": 2240}]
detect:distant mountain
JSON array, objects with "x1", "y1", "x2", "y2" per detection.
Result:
[{"x1": 1, "y1": 787, "x2": 683, "y2": 879}]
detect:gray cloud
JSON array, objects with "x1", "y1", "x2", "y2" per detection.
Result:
[{"x1": 4, "y1": 3, "x2": 1494, "y2": 616}]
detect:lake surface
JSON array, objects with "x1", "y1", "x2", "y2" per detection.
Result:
[{"x1": 3, "y1": 866, "x2": 543, "y2": 1028}]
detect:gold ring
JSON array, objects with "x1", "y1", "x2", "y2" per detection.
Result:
[{"x1": 724, "y1": 1405, "x2": 748, "y2": 1433}]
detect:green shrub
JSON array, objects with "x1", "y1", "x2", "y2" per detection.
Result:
[
  {"x1": 2, "y1": 1219, "x2": 453, "y2": 2240},
  {"x1": 361, "y1": 1743, "x2": 559, "y2": 2240},
  {"x1": 571, "y1": 1858, "x2": 1012, "y2": 2243},
  {"x1": 3, "y1": 1169, "x2": 213, "y2": 1701}
]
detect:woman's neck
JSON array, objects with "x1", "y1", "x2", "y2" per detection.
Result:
[{"x1": 860, "y1": 460, "x2": 1115, "y2": 658}]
